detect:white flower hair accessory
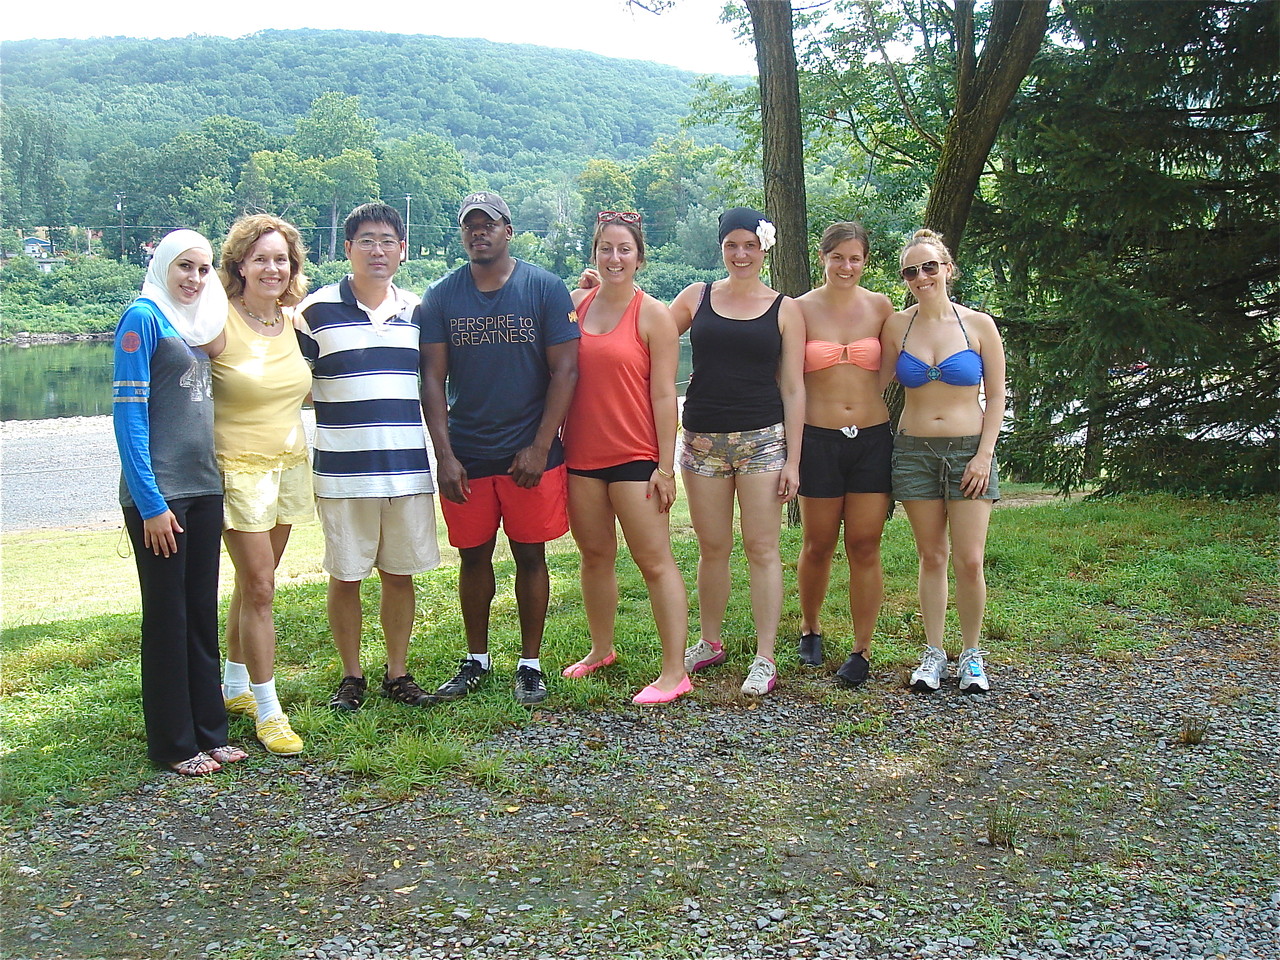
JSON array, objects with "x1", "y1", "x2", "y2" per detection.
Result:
[{"x1": 755, "y1": 219, "x2": 777, "y2": 251}]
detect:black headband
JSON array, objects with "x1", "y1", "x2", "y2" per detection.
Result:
[{"x1": 718, "y1": 207, "x2": 769, "y2": 243}]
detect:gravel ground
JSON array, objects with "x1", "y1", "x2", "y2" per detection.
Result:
[
  {"x1": 0, "y1": 414, "x2": 319, "y2": 533},
  {"x1": 3, "y1": 622, "x2": 1275, "y2": 960},
  {"x1": 1, "y1": 416, "x2": 120, "y2": 532}
]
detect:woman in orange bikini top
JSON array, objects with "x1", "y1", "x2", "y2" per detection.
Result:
[{"x1": 794, "y1": 222, "x2": 896, "y2": 686}]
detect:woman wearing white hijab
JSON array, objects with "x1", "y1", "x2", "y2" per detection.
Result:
[{"x1": 113, "y1": 229, "x2": 245, "y2": 775}]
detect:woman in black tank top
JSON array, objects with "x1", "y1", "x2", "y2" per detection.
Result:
[{"x1": 668, "y1": 207, "x2": 806, "y2": 698}]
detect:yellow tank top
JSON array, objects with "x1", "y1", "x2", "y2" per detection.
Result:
[{"x1": 211, "y1": 306, "x2": 311, "y2": 472}]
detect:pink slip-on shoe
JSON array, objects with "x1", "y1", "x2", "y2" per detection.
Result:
[
  {"x1": 632, "y1": 675, "x2": 693, "y2": 706},
  {"x1": 561, "y1": 651, "x2": 617, "y2": 679}
]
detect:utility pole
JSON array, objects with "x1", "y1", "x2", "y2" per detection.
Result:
[
  {"x1": 404, "y1": 194, "x2": 412, "y2": 262},
  {"x1": 115, "y1": 194, "x2": 126, "y2": 260}
]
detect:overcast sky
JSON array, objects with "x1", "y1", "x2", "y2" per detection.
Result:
[{"x1": 4, "y1": 0, "x2": 759, "y2": 77}]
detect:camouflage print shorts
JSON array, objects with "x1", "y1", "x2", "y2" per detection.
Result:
[{"x1": 679, "y1": 423, "x2": 787, "y2": 478}]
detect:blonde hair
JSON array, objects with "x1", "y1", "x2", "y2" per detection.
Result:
[
  {"x1": 900, "y1": 228, "x2": 959, "y2": 282},
  {"x1": 219, "y1": 214, "x2": 309, "y2": 306}
]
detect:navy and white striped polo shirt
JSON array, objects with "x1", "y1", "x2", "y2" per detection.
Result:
[{"x1": 297, "y1": 277, "x2": 434, "y2": 499}]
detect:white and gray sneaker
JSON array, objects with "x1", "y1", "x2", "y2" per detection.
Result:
[
  {"x1": 740, "y1": 655, "x2": 777, "y2": 696},
  {"x1": 910, "y1": 645, "x2": 948, "y2": 692},
  {"x1": 958, "y1": 647, "x2": 990, "y2": 694}
]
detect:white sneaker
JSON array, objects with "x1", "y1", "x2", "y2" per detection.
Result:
[
  {"x1": 740, "y1": 655, "x2": 777, "y2": 696},
  {"x1": 684, "y1": 638, "x2": 727, "y2": 674},
  {"x1": 910, "y1": 645, "x2": 948, "y2": 692},
  {"x1": 958, "y1": 647, "x2": 990, "y2": 694}
]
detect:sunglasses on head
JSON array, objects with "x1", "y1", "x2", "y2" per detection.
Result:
[
  {"x1": 598, "y1": 211, "x2": 642, "y2": 224},
  {"x1": 900, "y1": 260, "x2": 946, "y2": 281}
]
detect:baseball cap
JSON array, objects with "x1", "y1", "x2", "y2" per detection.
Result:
[{"x1": 457, "y1": 191, "x2": 511, "y2": 225}]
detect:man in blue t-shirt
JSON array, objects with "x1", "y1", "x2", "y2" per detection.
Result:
[{"x1": 419, "y1": 191, "x2": 580, "y2": 706}]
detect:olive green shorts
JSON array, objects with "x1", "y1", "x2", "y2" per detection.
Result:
[{"x1": 891, "y1": 434, "x2": 999, "y2": 501}]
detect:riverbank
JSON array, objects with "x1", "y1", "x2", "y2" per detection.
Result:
[
  {"x1": 0, "y1": 412, "x2": 321, "y2": 532},
  {"x1": 3, "y1": 332, "x2": 112, "y2": 344},
  {"x1": 1, "y1": 416, "x2": 121, "y2": 531}
]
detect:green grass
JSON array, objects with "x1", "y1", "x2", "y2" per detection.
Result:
[{"x1": 1, "y1": 491, "x2": 1274, "y2": 824}]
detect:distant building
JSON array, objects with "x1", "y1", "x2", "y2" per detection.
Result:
[{"x1": 22, "y1": 237, "x2": 53, "y2": 258}]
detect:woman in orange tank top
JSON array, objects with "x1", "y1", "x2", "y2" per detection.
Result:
[
  {"x1": 560, "y1": 212, "x2": 691, "y2": 705},
  {"x1": 795, "y1": 222, "x2": 895, "y2": 686}
]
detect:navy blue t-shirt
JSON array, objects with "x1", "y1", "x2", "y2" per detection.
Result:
[{"x1": 418, "y1": 259, "x2": 579, "y2": 468}]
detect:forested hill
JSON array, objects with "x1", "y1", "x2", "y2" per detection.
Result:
[{"x1": 0, "y1": 29, "x2": 740, "y2": 172}]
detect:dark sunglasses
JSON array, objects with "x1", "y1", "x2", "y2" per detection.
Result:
[
  {"x1": 598, "y1": 211, "x2": 642, "y2": 224},
  {"x1": 900, "y1": 260, "x2": 946, "y2": 281}
]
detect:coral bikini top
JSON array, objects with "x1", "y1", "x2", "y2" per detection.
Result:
[
  {"x1": 804, "y1": 337, "x2": 881, "y2": 373},
  {"x1": 895, "y1": 306, "x2": 983, "y2": 388}
]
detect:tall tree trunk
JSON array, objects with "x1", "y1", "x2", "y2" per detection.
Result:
[
  {"x1": 747, "y1": 0, "x2": 808, "y2": 527},
  {"x1": 747, "y1": 0, "x2": 809, "y2": 300},
  {"x1": 923, "y1": 0, "x2": 1049, "y2": 255}
]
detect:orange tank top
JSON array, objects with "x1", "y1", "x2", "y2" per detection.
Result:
[{"x1": 562, "y1": 287, "x2": 660, "y2": 471}]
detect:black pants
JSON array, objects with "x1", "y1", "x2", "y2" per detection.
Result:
[{"x1": 124, "y1": 495, "x2": 227, "y2": 763}]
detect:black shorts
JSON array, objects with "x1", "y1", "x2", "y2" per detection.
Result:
[
  {"x1": 798, "y1": 422, "x2": 893, "y2": 498},
  {"x1": 567, "y1": 459, "x2": 659, "y2": 483}
]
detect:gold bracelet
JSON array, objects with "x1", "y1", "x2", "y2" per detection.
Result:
[{"x1": 656, "y1": 466, "x2": 674, "y2": 479}]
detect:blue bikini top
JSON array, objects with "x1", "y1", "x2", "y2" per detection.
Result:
[{"x1": 895, "y1": 305, "x2": 983, "y2": 388}]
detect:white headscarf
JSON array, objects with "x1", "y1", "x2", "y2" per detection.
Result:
[{"x1": 139, "y1": 229, "x2": 228, "y2": 347}]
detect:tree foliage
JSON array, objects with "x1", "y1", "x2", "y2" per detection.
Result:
[
  {"x1": 981, "y1": 0, "x2": 1278, "y2": 495},
  {"x1": 0, "y1": 29, "x2": 740, "y2": 187}
]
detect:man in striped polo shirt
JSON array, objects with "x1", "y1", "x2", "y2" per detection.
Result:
[{"x1": 298, "y1": 202, "x2": 441, "y2": 712}]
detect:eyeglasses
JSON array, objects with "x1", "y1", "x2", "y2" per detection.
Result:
[
  {"x1": 352, "y1": 238, "x2": 402, "y2": 252},
  {"x1": 900, "y1": 260, "x2": 946, "y2": 281},
  {"x1": 598, "y1": 211, "x2": 642, "y2": 224}
]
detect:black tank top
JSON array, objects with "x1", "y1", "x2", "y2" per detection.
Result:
[{"x1": 683, "y1": 283, "x2": 785, "y2": 433}]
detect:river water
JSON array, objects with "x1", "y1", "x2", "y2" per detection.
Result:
[{"x1": 1, "y1": 340, "x2": 114, "y2": 421}]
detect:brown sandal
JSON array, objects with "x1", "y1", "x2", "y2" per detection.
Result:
[
  {"x1": 207, "y1": 745, "x2": 248, "y2": 764},
  {"x1": 170, "y1": 752, "x2": 221, "y2": 776}
]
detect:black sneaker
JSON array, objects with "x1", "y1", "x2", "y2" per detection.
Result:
[
  {"x1": 798, "y1": 631, "x2": 824, "y2": 666},
  {"x1": 433, "y1": 658, "x2": 490, "y2": 701},
  {"x1": 329, "y1": 675, "x2": 367, "y2": 712},
  {"x1": 382, "y1": 670, "x2": 433, "y2": 706},
  {"x1": 834, "y1": 650, "x2": 870, "y2": 688},
  {"x1": 513, "y1": 665, "x2": 547, "y2": 705}
]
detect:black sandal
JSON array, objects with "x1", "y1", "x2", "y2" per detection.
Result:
[
  {"x1": 382, "y1": 670, "x2": 433, "y2": 706},
  {"x1": 330, "y1": 675, "x2": 368, "y2": 712}
]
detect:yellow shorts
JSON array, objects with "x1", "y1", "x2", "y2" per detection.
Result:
[
  {"x1": 222, "y1": 458, "x2": 315, "y2": 532},
  {"x1": 317, "y1": 494, "x2": 441, "y2": 580}
]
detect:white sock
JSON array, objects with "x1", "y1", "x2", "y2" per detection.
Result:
[
  {"x1": 518, "y1": 657, "x2": 542, "y2": 672},
  {"x1": 251, "y1": 678, "x2": 283, "y2": 723},
  {"x1": 223, "y1": 660, "x2": 250, "y2": 698},
  {"x1": 469, "y1": 652, "x2": 491, "y2": 670}
]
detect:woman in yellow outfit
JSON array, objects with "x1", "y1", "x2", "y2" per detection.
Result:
[{"x1": 207, "y1": 214, "x2": 313, "y2": 755}]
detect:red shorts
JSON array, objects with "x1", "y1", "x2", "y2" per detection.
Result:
[{"x1": 440, "y1": 464, "x2": 570, "y2": 549}]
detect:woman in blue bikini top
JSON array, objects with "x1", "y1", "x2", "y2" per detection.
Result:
[
  {"x1": 880, "y1": 228, "x2": 1006, "y2": 696},
  {"x1": 881, "y1": 230, "x2": 1004, "y2": 453},
  {"x1": 894, "y1": 305, "x2": 984, "y2": 388}
]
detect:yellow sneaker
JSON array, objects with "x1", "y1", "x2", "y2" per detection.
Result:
[
  {"x1": 256, "y1": 714, "x2": 303, "y2": 756},
  {"x1": 224, "y1": 692, "x2": 258, "y2": 720}
]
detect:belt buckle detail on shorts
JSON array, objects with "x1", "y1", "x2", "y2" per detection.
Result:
[{"x1": 841, "y1": 425, "x2": 859, "y2": 439}]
